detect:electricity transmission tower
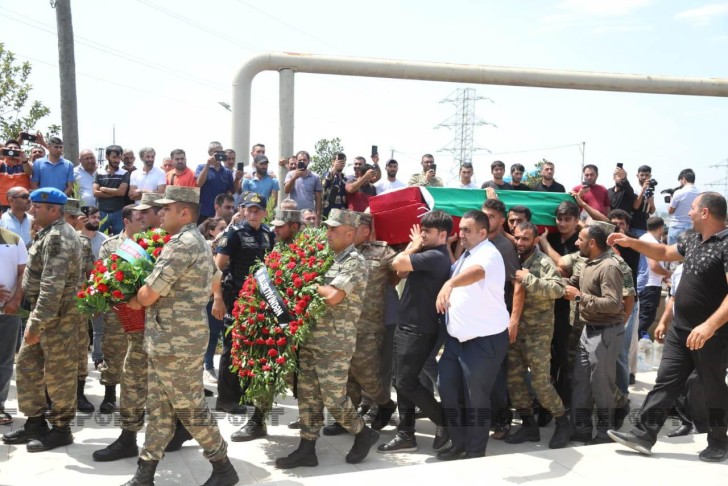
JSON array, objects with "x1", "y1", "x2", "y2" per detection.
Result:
[
  {"x1": 435, "y1": 88, "x2": 495, "y2": 177},
  {"x1": 705, "y1": 159, "x2": 728, "y2": 198}
]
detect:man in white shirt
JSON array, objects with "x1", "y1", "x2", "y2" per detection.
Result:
[
  {"x1": 637, "y1": 216, "x2": 671, "y2": 337},
  {"x1": 128, "y1": 147, "x2": 166, "y2": 204},
  {"x1": 435, "y1": 209, "x2": 509, "y2": 460},
  {"x1": 0, "y1": 187, "x2": 32, "y2": 246},
  {"x1": 668, "y1": 168, "x2": 699, "y2": 245},
  {"x1": 0, "y1": 226, "x2": 28, "y2": 424},
  {"x1": 450, "y1": 163, "x2": 478, "y2": 189},
  {"x1": 374, "y1": 159, "x2": 406, "y2": 194},
  {"x1": 74, "y1": 149, "x2": 98, "y2": 208}
]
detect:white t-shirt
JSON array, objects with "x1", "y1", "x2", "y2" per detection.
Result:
[
  {"x1": 447, "y1": 239, "x2": 509, "y2": 341},
  {"x1": 374, "y1": 178, "x2": 406, "y2": 194},
  {"x1": 639, "y1": 232, "x2": 666, "y2": 287},
  {"x1": 450, "y1": 181, "x2": 479, "y2": 189},
  {"x1": 129, "y1": 166, "x2": 167, "y2": 203},
  {"x1": 670, "y1": 184, "x2": 700, "y2": 226},
  {"x1": 0, "y1": 229, "x2": 28, "y2": 309}
]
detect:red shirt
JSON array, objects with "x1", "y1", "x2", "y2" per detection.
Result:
[
  {"x1": 572, "y1": 183, "x2": 610, "y2": 217},
  {"x1": 166, "y1": 167, "x2": 197, "y2": 187}
]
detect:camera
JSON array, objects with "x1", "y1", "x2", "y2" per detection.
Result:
[
  {"x1": 644, "y1": 179, "x2": 658, "y2": 198},
  {"x1": 20, "y1": 132, "x2": 37, "y2": 143},
  {"x1": 661, "y1": 186, "x2": 679, "y2": 204},
  {"x1": 1, "y1": 149, "x2": 19, "y2": 157},
  {"x1": 214, "y1": 151, "x2": 227, "y2": 162}
]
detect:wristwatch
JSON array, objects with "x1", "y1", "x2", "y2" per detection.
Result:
[{"x1": 574, "y1": 295, "x2": 582, "y2": 303}]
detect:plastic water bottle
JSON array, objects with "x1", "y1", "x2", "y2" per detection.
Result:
[
  {"x1": 637, "y1": 333, "x2": 653, "y2": 372},
  {"x1": 652, "y1": 341, "x2": 663, "y2": 369}
]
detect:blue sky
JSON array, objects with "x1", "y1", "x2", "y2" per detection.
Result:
[{"x1": 1, "y1": 0, "x2": 727, "y2": 208}]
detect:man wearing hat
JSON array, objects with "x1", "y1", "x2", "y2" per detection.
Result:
[
  {"x1": 270, "y1": 209, "x2": 302, "y2": 245},
  {"x1": 30, "y1": 137, "x2": 74, "y2": 195},
  {"x1": 2, "y1": 187, "x2": 83, "y2": 451},
  {"x1": 63, "y1": 198, "x2": 97, "y2": 414},
  {"x1": 122, "y1": 185, "x2": 238, "y2": 486},
  {"x1": 562, "y1": 221, "x2": 626, "y2": 445},
  {"x1": 323, "y1": 211, "x2": 398, "y2": 436},
  {"x1": 276, "y1": 209, "x2": 379, "y2": 469},
  {"x1": 215, "y1": 192, "x2": 275, "y2": 418},
  {"x1": 241, "y1": 154, "x2": 279, "y2": 207},
  {"x1": 135, "y1": 192, "x2": 164, "y2": 230}
]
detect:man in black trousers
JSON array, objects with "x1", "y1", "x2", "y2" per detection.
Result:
[{"x1": 608, "y1": 192, "x2": 728, "y2": 462}]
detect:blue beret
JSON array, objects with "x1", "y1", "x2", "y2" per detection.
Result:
[{"x1": 30, "y1": 187, "x2": 68, "y2": 205}]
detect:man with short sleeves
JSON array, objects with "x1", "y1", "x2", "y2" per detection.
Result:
[
  {"x1": 74, "y1": 150, "x2": 98, "y2": 208},
  {"x1": 129, "y1": 147, "x2": 166, "y2": 204},
  {"x1": 572, "y1": 164, "x2": 610, "y2": 220},
  {"x1": 196, "y1": 142, "x2": 234, "y2": 223},
  {"x1": 284, "y1": 151, "x2": 323, "y2": 223},
  {"x1": 533, "y1": 161, "x2": 566, "y2": 193},
  {"x1": 667, "y1": 168, "x2": 700, "y2": 245},
  {"x1": 609, "y1": 192, "x2": 728, "y2": 463},
  {"x1": 242, "y1": 154, "x2": 279, "y2": 204},
  {"x1": 435, "y1": 210, "x2": 509, "y2": 460},
  {"x1": 94, "y1": 145, "x2": 130, "y2": 235},
  {"x1": 30, "y1": 136, "x2": 74, "y2": 195}
]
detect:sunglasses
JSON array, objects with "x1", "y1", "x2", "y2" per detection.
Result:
[{"x1": 11, "y1": 194, "x2": 30, "y2": 199}]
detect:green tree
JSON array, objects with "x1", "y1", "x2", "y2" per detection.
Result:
[
  {"x1": 523, "y1": 158, "x2": 547, "y2": 188},
  {"x1": 309, "y1": 137, "x2": 345, "y2": 178},
  {"x1": 0, "y1": 43, "x2": 57, "y2": 143}
]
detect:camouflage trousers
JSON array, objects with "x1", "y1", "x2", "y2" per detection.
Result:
[
  {"x1": 140, "y1": 354, "x2": 227, "y2": 462},
  {"x1": 99, "y1": 310, "x2": 126, "y2": 386},
  {"x1": 508, "y1": 322, "x2": 566, "y2": 417},
  {"x1": 346, "y1": 331, "x2": 390, "y2": 407},
  {"x1": 120, "y1": 331, "x2": 147, "y2": 432},
  {"x1": 77, "y1": 317, "x2": 90, "y2": 380},
  {"x1": 16, "y1": 315, "x2": 77, "y2": 427},
  {"x1": 298, "y1": 343, "x2": 364, "y2": 441}
]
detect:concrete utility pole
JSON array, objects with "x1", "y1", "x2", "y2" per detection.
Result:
[{"x1": 53, "y1": 0, "x2": 79, "y2": 165}]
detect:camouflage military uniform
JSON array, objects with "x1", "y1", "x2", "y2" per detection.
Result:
[
  {"x1": 507, "y1": 248, "x2": 566, "y2": 417},
  {"x1": 98, "y1": 234, "x2": 129, "y2": 386},
  {"x1": 298, "y1": 243, "x2": 369, "y2": 441},
  {"x1": 16, "y1": 218, "x2": 83, "y2": 427},
  {"x1": 76, "y1": 233, "x2": 94, "y2": 380},
  {"x1": 346, "y1": 240, "x2": 396, "y2": 408},
  {"x1": 407, "y1": 172, "x2": 444, "y2": 187},
  {"x1": 140, "y1": 222, "x2": 227, "y2": 461}
]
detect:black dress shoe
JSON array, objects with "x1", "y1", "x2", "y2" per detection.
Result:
[
  {"x1": 699, "y1": 445, "x2": 727, "y2": 463},
  {"x1": 2, "y1": 418, "x2": 49, "y2": 444},
  {"x1": 667, "y1": 424, "x2": 693, "y2": 438},
  {"x1": 437, "y1": 445, "x2": 467, "y2": 461},
  {"x1": 231, "y1": 421, "x2": 267, "y2": 442}
]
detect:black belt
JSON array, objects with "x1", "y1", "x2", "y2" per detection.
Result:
[{"x1": 585, "y1": 321, "x2": 624, "y2": 330}]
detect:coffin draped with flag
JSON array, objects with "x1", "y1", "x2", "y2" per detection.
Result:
[{"x1": 369, "y1": 187, "x2": 575, "y2": 244}]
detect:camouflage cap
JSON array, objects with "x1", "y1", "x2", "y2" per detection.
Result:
[
  {"x1": 135, "y1": 192, "x2": 164, "y2": 210},
  {"x1": 358, "y1": 212, "x2": 373, "y2": 227},
  {"x1": 270, "y1": 209, "x2": 301, "y2": 227},
  {"x1": 64, "y1": 198, "x2": 82, "y2": 216},
  {"x1": 588, "y1": 220, "x2": 616, "y2": 235},
  {"x1": 155, "y1": 186, "x2": 200, "y2": 206},
  {"x1": 323, "y1": 208, "x2": 360, "y2": 228}
]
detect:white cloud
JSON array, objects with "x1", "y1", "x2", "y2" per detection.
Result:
[{"x1": 675, "y1": 3, "x2": 728, "y2": 25}]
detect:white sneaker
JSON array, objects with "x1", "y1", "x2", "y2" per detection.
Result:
[{"x1": 204, "y1": 368, "x2": 218, "y2": 383}]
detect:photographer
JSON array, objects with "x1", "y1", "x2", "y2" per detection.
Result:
[
  {"x1": 608, "y1": 165, "x2": 636, "y2": 214},
  {"x1": 667, "y1": 168, "x2": 699, "y2": 245},
  {"x1": 346, "y1": 157, "x2": 377, "y2": 212},
  {"x1": 630, "y1": 165, "x2": 657, "y2": 237},
  {"x1": 322, "y1": 152, "x2": 348, "y2": 218},
  {"x1": 1, "y1": 140, "x2": 32, "y2": 207},
  {"x1": 195, "y1": 141, "x2": 234, "y2": 224}
]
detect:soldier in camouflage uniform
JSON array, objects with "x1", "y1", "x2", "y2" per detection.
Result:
[
  {"x1": 324, "y1": 212, "x2": 398, "y2": 436},
  {"x1": 504, "y1": 222, "x2": 571, "y2": 449},
  {"x1": 120, "y1": 186, "x2": 238, "y2": 486},
  {"x1": 276, "y1": 209, "x2": 380, "y2": 469},
  {"x1": 63, "y1": 198, "x2": 96, "y2": 413},
  {"x1": 96, "y1": 205, "x2": 143, "y2": 415},
  {"x1": 2, "y1": 188, "x2": 83, "y2": 452}
]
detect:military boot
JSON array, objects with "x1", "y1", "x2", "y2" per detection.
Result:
[
  {"x1": 77, "y1": 379, "x2": 95, "y2": 413},
  {"x1": 275, "y1": 439, "x2": 318, "y2": 469},
  {"x1": 121, "y1": 459, "x2": 158, "y2": 486},
  {"x1": 201, "y1": 456, "x2": 239, "y2": 486},
  {"x1": 99, "y1": 385, "x2": 117, "y2": 414},
  {"x1": 505, "y1": 415, "x2": 541, "y2": 444},
  {"x1": 165, "y1": 421, "x2": 192, "y2": 452},
  {"x1": 2, "y1": 416, "x2": 50, "y2": 444},
  {"x1": 27, "y1": 426, "x2": 73, "y2": 452},
  {"x1": 346, "y1": 426, "x2": 379, "y2": 464},
  {"x1": 93, "y1": 429, "x2": 138, "y2": 461},
  {"x1": 549, "y1": 413, "x2": 571, "y2": 449}
]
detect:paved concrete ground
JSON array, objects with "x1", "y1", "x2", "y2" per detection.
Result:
[{"x1": 1, "y1": 360, "x2": 722, "y2": 485}]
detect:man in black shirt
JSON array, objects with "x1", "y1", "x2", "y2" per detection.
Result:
[
  {"x1": 509, "y1": 163, "x2": 531, "y2": 191},
  {"x1": 607, "y1": 165, "x2": 636, "y2": 214},
  {"x1": 378, "y1": 210, "x2": 452, "y2": 454},
  {"x1": 629, "y1": 165, "x2": 656, "y2": 236},
  {"x1": 214, "y1": 193, "x2": 275, "y2": 421},
  {"x1": 481, "y1": 160, "x2": 513, "y2": 190},
  {"x1": 532, "y1": 161, "x2": 566, "y2": 193},
  {"x1": 93, "y1": 145, "x2": 130, "y2": 235},
  {"x1": 608, "y1": 192, "x2": 728, "y2": 463}
]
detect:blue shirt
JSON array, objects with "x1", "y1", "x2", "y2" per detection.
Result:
[
  {"x1": 31, "y1": 157, "x2": 74, "y2": 192},
  {"x1": 195, "y1": 164, "x2": 234, "y2": 217},
  {"x1": 242, "y1": 174, "x2": 279, "y2": 199},
  {"x1": 284, "y1": 171, "x2": 323, "y2": 211},
  {"x1": 0, "y1": 211, "x2": 32, "y2": 246}
]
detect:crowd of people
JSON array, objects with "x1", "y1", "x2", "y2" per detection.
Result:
[{"x1": 0, "y1": 134, "x2": 726, "y2": 486}]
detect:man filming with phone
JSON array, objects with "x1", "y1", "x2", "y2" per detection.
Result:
[
  {"x1": 408, "y1": 154, "x2": 443, "y2": 187},
  {"x1": 195, "y1": 141, "x2": 234, "y2": 225},
  {"x1": 1, "y1": 140, "x2": 32, "y2": 208},
  {"x1": 346, "y1": 157, "x2": 378, "y2": 212},
  {"x1": 284, "y1": 150, "x2": 323, "y2": 225}
]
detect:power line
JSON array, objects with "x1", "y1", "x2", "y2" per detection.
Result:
[{"x1": 0, "y1": 8, "x2": 228, "y2": 92}]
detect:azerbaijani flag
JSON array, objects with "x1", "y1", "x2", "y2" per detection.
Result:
[{"x1": 421, "y1": 188, "x2": 574, "y2": 227}]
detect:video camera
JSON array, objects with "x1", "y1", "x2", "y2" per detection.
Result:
[
  {"x1": 660, "y1": 186, "x2": 680, "y2": 203},
  {"x1": 644, "y1": 179, "x2": 658, "y2": 199}
]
